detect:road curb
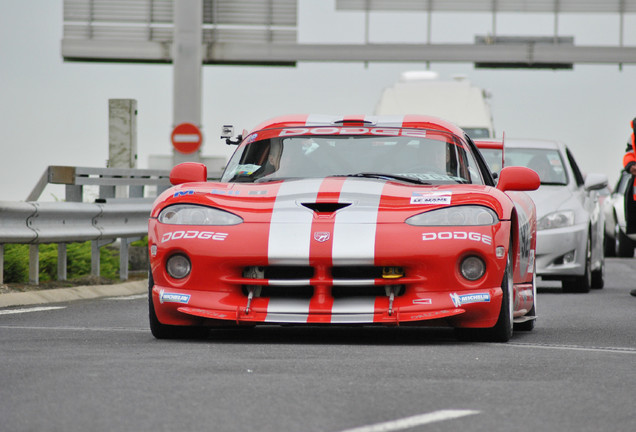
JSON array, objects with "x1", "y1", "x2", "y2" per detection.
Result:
[{"x1": 0, "y1": 279, "x2": 148, "y2": 308}]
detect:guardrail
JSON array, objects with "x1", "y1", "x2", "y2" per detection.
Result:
[{"x1": 0, "y1": 166, "x2": 172, "y2": 285}]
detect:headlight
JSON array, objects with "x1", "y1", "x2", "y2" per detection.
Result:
[
  {"x1": 158, "y1": 204, "x2": 243, "y2": 225},
  {"x1": 405, "y1": 205, "x2": 498, "y2": 226},
  {"x1": 537, "y1": 210, "x2": 574, "y2": 230}
]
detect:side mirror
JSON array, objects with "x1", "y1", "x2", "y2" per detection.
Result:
[
  {"x1": 496, "y1": 166, "x2": 540, "y2": 192},
  {"x1": 170, "y1": 162, "x2": 207, "y2": 185},
  {"x1": 584, "y1": 173, "x2": 608, "y2": 191}
]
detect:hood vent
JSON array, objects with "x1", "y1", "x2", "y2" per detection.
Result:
[{"x1": 302, "y1": 202, "x2": 351, "y2": 214}]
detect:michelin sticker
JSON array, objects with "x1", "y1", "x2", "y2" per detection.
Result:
[
  {"x1": 159, "y1": 289, "x2": 191, "y2": 304},
  {"x1": 450, "y1": 292, "x2": 491, "y2": 307},
  {"x1": 411, "y1": 191, "x2": 452, "y2": 205}
]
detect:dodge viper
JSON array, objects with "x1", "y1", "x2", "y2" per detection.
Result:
[{"x1": 148, "y1": 115, "x2": 540, "y2": 341}]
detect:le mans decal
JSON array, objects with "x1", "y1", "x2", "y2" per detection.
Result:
[{"x1": 410, "y1": 191, "x2": 452, "y2": 205}]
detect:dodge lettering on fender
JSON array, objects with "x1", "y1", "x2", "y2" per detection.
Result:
[{"x1": 148, "y1": 115, "x2": 539, "y2": 341}]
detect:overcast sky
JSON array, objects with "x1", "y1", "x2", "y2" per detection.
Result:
[{"x1": 2, "y1": 0, "x2": 636, "y2": 201}]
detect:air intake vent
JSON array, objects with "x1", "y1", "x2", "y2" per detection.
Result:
[{"x1": 301, "y1": 202, "x2": 351, "y2": 213}]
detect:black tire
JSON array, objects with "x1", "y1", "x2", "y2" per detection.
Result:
[
  {"x1": 562, "y1": 235, "x2": 591, "y2": 293},
  {"x1": 148, "y1": 271, "x2": 208, "y2": 340},
  {"x1": 603, "y1": 227, "x2": 615, "y2": 257},
  {"x1": 591, "y1": 256, "x2": 604, "y2": 289},
  {"x1": 456, "y1": 241, "x2": 513, "y2": 342},
  {"x1": 615, "y1": 223, "x2": 634, "y2": 258}
]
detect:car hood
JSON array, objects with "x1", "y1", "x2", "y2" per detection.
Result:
[
  {"x1": 153, "y1": 177, "x2": 512, "y2": 223},
  {"x1": 526, "y1": 185, "x2": 576, "y2": 219}
]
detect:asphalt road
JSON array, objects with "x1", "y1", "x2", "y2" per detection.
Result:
[{"x1": 1, "y1": 259, "x2": 635, "y2": 432}]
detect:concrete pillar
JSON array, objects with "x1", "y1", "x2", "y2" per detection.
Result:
[
  {"x1": 172, "y1": 0, "x2": 203, "y2": 166},
  {"x1": 108, "y1": 99, "x2": 138, "y2": 169},
  {"x1": 109, "y1": 99, "x2": 138, "y2": 198}
]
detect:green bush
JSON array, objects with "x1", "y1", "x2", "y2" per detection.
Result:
[{"x1": 2, "y1": 242, "x2": 120, "y2": 283}]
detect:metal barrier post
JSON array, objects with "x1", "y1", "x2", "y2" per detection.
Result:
[
  {"x1": 0, "y1": 244, "x2": 4, "y2": 284},
  {"x1": 29, "y1": 244, "x2": 39, "y2": 285},
  {"x1": 57, "y1": 244, "x2": 67, "y2": 281},
  {"x1": 91, "y1": 241, "x2": 100, "y2": 277},
  {"x1": 119, "y1": 238, "x2": 129, "y2": 281}
]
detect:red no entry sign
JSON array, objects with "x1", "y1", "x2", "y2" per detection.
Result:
[{"x1": 171, "y1": 122, "x2": 202, "y2": 154}]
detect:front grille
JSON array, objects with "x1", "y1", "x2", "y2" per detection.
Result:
[
  {"x1": 332, "y1": 266, "x2": 384, "y2": 279},
  {"x1": 332, "y1": 285, "x2": 393, "y2": 298},
  {"x1": 240, "y1": 266, "x2": 406, "y2": 300},
  {"x1": 241, "y1": 285, "x2": 314, "y2": 299},
  {"x1": 243, "y1": 266, "x2": 314, "y2": 280}
]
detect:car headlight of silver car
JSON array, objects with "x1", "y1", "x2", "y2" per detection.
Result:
[
  {"x1": 405, "y1": 205, "x2": 498, "y2": 226},
  {"x1": 158, "y1": 204, "x2": 243, "y2": 225},
  {"x1": 537, "y1": 210, "x2": 574, "y2": 230}
]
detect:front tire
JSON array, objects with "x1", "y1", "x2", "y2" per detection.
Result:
[
  {"x1": 562, "y1": 235, "x2": 591, "y2": 293},
  {"x1": 591, "y1": 256, "x2": 604, "y2": 289},
  {"x1": 615, "y1": 223, "x2": 634, "y2": 258},
  {"x1": 456, "y1": 241, "x2": 513, "y2": 342},
  {"x1": 148, "y1": 271, "x2": 208, "y2": 340}
]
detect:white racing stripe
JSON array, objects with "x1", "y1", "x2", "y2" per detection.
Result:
[
  {"x1": 332, "y1": 178, "x2": 385, "y2": 264},
  {"x1": 331, "y1": 298, "x2": 376, "y2": 323},
  {"x1": 0, "y1": 306, "x2": 66, "y2": 315},
  {"x1": 338, "y1": 409, "x2": 480, "y2": 432},
  {"x1": 265, "y1": 298, "x2": 310, "y2": 323},
  {"x1": 268, "y1": 179, "x2": 321, "y2": 265},
  {"x1": 364, "y1": 115, "x2": 405, "y2": 128}
]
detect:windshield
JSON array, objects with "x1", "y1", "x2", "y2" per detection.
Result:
[
  {"x1": 504, "y1": 148, "x2": 568, "y2": 185},
  {"x1": 478, "y1": 148, "x2": 504, "y2": 176},
  {"x1": 463, "y1": 128, "x2": 491, "y2": 139},
  {"x1": 222, "y1": 132, "x2": 485, "y2": 185}
]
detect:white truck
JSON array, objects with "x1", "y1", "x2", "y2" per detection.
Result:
[{"x1": 374, "y1": 71, "x2": 495, "y2": 139}]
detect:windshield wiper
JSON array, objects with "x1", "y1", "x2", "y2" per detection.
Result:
[{"x1": 335, "y1": 173, "x2": 432, "y2": 185}]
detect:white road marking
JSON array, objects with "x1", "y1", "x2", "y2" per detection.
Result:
[
  {"x1": 0, "y1": 325, "x2": 146, "y2": 332},
  {"x1": 106, "y1": 294, "x2": 147, "y2": 301},
  {"x1": 506, "y1": 342, "x2": 636, "y2": 355},
  {"x1": 337, "y1": 409, "x2": 480, "y2": 432},
  {"x1": 0, "y1": 306, "x2": 66, "y2": 315}
]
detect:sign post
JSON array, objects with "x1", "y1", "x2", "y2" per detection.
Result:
[{"x1": 172, "y1": 0, "x2": 203, "y2": 166}]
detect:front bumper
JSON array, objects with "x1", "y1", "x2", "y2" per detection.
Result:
[
  {"x1": 152, "y1": 284, "x2": 503, "y2": 328},
  {"x1": 535, "y1": 222, "x2": 587, "y2": 278},
  {"x1": 148, "y1": 220, "x2": 515, "y2": 329}
]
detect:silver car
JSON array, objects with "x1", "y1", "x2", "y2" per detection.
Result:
[{"x1": 477, "y1": 139, "x2": 608, "y2": 292}]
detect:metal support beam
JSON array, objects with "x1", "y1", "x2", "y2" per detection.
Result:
[
  {"x1": 204, "y1": 41, "x2": 636, "y2": 65},
  {"x1": 119, "y1": 237, "x2": 142, "y2": 281}
]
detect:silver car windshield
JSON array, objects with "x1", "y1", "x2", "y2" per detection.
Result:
[
  {"x1": 222, "y1": 133, "x2": 485, "y2": 185},
  {"x1": 504, "y1": 148, "x2": 568, "y2": 185}
]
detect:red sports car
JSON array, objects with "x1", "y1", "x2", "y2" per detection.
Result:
[{"x1": 148, "y1": 115, "x2": 539, "y2": 341}]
